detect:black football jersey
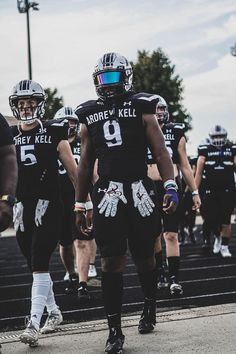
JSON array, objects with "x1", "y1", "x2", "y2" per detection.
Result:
[
  {"x1": 198, "y1": 142, "x2": 236, "y2": 190},
  {"x1": 147, "y1": 122, "x2": 185, "y2": 164},
  {"x1": 75, "y1": 92, "x2": 159, "y2": 181},
  {"x1": 0, "y1": 113, "x2": 13, "y2": 147},
  {"x1": 11, "y1": 119, "x2": 68, "y2": 201},
  {"x1": 58, "y1": 136, "x2": 81, "y2": 199}
]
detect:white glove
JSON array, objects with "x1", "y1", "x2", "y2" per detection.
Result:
[
  {"x1": 13, "y1": 202, "x2": 24, "y2": 232},
  {"x1": 131, "y1": 180, "x2": 155, "y2": 217},
  {"x1": 98, "y1": 181, "x2": 127, "y2": 217},
  {"x1": 35, "y1": 199, "x2": 49, "y2": 226}
]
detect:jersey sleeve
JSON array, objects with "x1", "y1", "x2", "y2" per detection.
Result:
[
  {"x1": 75, "y1": 100, "x2": 97, "y2": 124},
  {"x1": 47, "y1": 119, "x2": 69, "y2": 143},
  {"x1": 232, "y1": 144, "x2": 236, "y2": 157},
  {"x1": 174, "y1": 123, "x2": 186, "y2": 145},
  {"x1": 198, "y1": 144, "x2": 208, "y2": 157},
  {"x1": 133, "y1": 93, "x2": 160, "y2": 115},
  {"x1": 0, "y1": 113, "x2": 14, "y2": 147}
]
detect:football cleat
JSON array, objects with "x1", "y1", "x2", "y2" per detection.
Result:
[
  {"x1": 19, "y1": 320, "x2": 39, "y2": 347},
  {"x1": 105, "y1": 329, "x2": 125, "y2": 354},
  {"x1": 78, "y1": 282, "x2": 90, "y2": 303},
  {"x1": 88, "y1": 264, "x2": 97, "y2": 278},
  {"x1": 213, "y1": 236, "x2": 221, "y2": 254},
  {"x1": 169, "y1": 277, "x2": 183, "y2": 297},
  {"x1": 220, "y1": 245, "x2": 232, "y2": 258},
  {"x1": 40, "y1": 310, "x2": 63, "y2": 334},
  {"x1": 138, "y1": 299, "x2": 156, "y2": 334},
  {"x1": 65, "y1": 273, "x2": 78, "y2": 295}
]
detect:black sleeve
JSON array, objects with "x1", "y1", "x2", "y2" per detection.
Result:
[
  {"x1": 75, "y1": 100, "x2": 97, "y2": 124},
  {"x1": 47, "y1": 120, "x2": 69, "y2": 144},
  {"x1": 198, "y1": 145, "x2": 208, "y2": 157},
  {"x1": 232, "y1": 144, "x2": 236, "y2": 157},
  {"x1": 0, "y1": 113, "x2": 14, "y2": 147},
  {"x1": 133, "y1": 93, "x2": 159, "y2": 115}
]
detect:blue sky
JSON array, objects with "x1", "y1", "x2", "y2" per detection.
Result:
[{"x1": 1, "y1": 0, "x2": 236, "y2": 154}]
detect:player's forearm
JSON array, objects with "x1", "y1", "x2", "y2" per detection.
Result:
[
  {"x1": 155, "y1": 148, "x2": 175, "y2": 182},
  {"x1": 180, "y1": 166, "x2": 197, "y2": 192},
  {"x1": 76, "y1": 162, "x2": 93, "y2": 202}
]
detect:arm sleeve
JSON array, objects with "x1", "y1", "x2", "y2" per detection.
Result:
[
  {"x1": 0, "y1": 114, "x2": 14, "y2": 147},
  {"x1": 197, "y1": 145, "x2": 208, "y2": 157}
]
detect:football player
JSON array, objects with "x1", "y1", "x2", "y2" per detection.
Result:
[
  {"x1": 75, "y1": 52, "x2": 178, "y2": 354},
  {"x1": 195, "y1": 125, "x2": 236, "y2": 257},
  {"x1": 9, "y1": 80, "x2": 78, "y2": 347},
  {"x1": 55, "y1": 106, "x2": 97, "y2": 302},
  {"x1": 0, "y1": 113, "x2": 17, "y2": 354},
  {"x1": 0, "y1": 113, "x2": 17, "y2": 233},
  {"x1": 147, "y1": 98, "x2": 201, "y2": 295}
]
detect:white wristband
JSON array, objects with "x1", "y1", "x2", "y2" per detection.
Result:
[
  {"x1": 192, "y1": 190, "x2": 199, "y2": 196},
  {"x1": 163, "y1": 179, "x2": 178, "y2": 191},
  {"x1": 74, "y1": 202, "x2": 86, "y2": 212},
  {"x1": 85, "y1": 201, "x2": 93, "y2": 210}
]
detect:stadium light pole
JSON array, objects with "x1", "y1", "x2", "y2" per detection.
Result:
[{"x1": 17, "y1": 0, "x2": 39, "y2": 80}]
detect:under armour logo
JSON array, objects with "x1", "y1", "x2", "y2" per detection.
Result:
[
  {"x1": 98, "y1": 188, "x2": 107, "y2": 193},
  {"x1": 123, "y1": 101, "x2": 132, "y2": 106}
]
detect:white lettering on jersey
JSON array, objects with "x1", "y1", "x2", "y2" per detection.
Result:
[{"x1": 86, "y1": 108, "x2": 136, "y2": 125}]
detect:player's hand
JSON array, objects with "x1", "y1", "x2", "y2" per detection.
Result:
[
  {"x1": 75, "y1": 211, "x2": 92, "y2": 236},
  {"x1": 131, "y1": 180, "x2": 155, "y2": 217},
  {"x1": 98, "y1": 181, "x2": 127, "y2": 217},
  {"x1": 13, "y1": 201, "x2": 24, "y2": 232},
  {"x1": 86, "y1": 209, "x2": 93, "y2": 229},
  {"x1": 35, "y1": 199, "x2": 49, "y2": 226},
  {"x1": 163, "y1": 189, "x2": 178, "y2": 214},
  {"x1": 192, "y1": 194, "x2": 201, "y2": 210},
  {"x1": 0, "y1": 201, "x2": 13, "y2": 232}
]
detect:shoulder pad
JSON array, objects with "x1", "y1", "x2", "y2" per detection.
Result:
[
  {"x1": 75, "y1": 100, "x2": 98, "y2": 116},
  {"x1": 45, "y1": 118, "x2": 69, "y2": 127},
  {"x1": 198, "y1": 144, "x2": 208, "y2": 150},
  {"x1": 131, "y1": 92, "x2": 160, "y2": 102},
  {"x1": 173, "y1": 123, "x2": 185, "y2": 130}
]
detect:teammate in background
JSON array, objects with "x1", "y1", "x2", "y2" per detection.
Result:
[
  {"x1": 179, "y1": 156, "x2": 198, "y2": 245},
  {"x1": 0, "y1": 113, "x2": 18, "y2": 354},
  {"x1": 9, "y1": 80, "x2": 77, "y2": 347},
  {"x1": 75, "y1": 52, "x2": 178, "y2": 354},
  {"x1": 55, "y1": 106, "x2": 97, "y2": 302},
  {"x1": 147, "y1": 97, "x2": 201, "y2": 295},
  {"x1": 195, "y1": 125, "x2": 236, "y2": 257},
  {"x1": 0, "y1": 113, "x2": 18, "y2": 232}
]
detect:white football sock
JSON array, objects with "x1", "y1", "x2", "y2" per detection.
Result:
[
  {"x1": 30, "y1": 273, "x2": 51, "y2": 329},
  {"x1": 46, "y1": 275, "x2": 60, "y2": 314}
]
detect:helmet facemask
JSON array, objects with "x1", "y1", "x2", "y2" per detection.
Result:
[{"x1": 210, "y1": 134, "x2": 227, "y2": 147}]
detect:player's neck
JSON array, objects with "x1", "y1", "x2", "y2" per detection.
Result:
[{"x1": 20, "y1": 120, "x2": 39, "y2": 131}]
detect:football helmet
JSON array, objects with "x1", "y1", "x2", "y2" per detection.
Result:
[
  {"x1": 155, "y1": 95, "x2": 169, "y2": 124},
  {"x1": 54, "y1": 106, "x2": 79, "y2": 137},
  {"x1": 93, "y1": 52, "x2": 133, "y2": 99},
  {"x1": 9, "y1": 80, "x2": 45, "y2": 124},
  {"x1": 209, "y1": 125, "x2": 227, "y2": 147}
]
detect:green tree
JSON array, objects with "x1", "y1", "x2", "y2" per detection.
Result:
[
  {"x1": 131, "y1": 49, "x2": 192, "y2": 132},
  {"x1": 44, "y1": 88, "x2": 64, "y2": 120}
]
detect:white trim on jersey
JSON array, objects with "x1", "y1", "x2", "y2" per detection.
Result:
[{"x1": 137, "y1": 94, "x2": 159, "y2": 102}]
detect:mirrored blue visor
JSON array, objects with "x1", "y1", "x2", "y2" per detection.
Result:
[{"x1": 96, "y1": 71, "x2": 122, "y2": 85}]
